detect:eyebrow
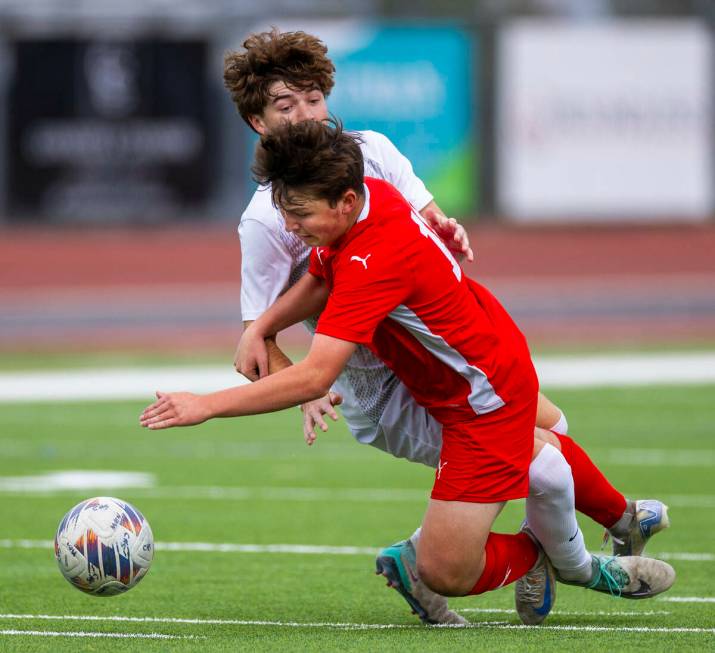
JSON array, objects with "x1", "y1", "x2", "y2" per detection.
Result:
[
  {"x1": 270, "y1": 93, "x2": 294, "y2": 105},
  {"x1": 270, "y1": 87, "x2": 321, "y2": 105},
  {"x1": 285, "y1": 208, "x2": 309, "y2": 216}
]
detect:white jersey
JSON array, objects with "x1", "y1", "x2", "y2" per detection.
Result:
[{"x1": 238, "y1": 129, "x2": 441, "y2": 466}]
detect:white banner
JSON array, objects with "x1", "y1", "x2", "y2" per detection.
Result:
[{"x1": 497, "y1": 20, "x2": 713, "y2": 221}]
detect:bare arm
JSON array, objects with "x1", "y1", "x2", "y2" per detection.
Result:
[
  {"x1": 234, "y1": 322, "x2": 293, "y2": 375},
  {"x1": 252, "y1": 271, "x2": 330, "y2": 337},
  {"x1": 140, "y1": 334, "x2": 357, "y2": 429},
  {"x1": 236, "y1": 273, "x2": 329, "y2": 380}
]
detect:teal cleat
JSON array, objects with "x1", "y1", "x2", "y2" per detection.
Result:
[
  {"x1": 559, "y1": 554, "x2": 676, "y2": 599},
  {"x1": 375, "y1": 534, "x2": 467, "y2": 625}
]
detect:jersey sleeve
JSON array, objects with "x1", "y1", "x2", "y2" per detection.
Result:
[
  {"x1": 369, "y1": 131, "x2": 433, "y2": 211},
  {"x1": 238, "y1": 217, "x2": 293, "y2": 321},
  {"x1": 315, "y1": 246, "x2": 411, "y2": 345}
]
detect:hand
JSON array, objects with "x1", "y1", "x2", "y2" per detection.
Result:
[
  {"x1": 421, "y1": 207, "x2": 474, "y2": 263},
  {"x1": 234, "y1": 324, "x2": 269, "y2": 381},
  {"x1": 300, "y1": 391, "x2": 343, "y2": 445},
  {"x1": 139, "y1": 391, "x2": 211, "y2": 430}
]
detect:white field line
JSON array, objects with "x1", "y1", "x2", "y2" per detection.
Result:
[
  {"x1": 0, "y1": 614, "x2": 713, "y2": 634},
  {"x1": 459, "y1": 608, "x2": 671, "y2": 616},
  {"x1": 0, "y1": 629, "x2": 194, "y2": 639},
  {"x1": 1, "y1": 351, "x2": 714, "y2": 402},
  {"x1": 657, "y1": 553, "x2": 715, "y2": 561},
  {"x1": 475, "y1": 623, "x2": 715, "y2": 633},
  {"x1": 533, "y1": 352, "x2": 715, "y2": 388},
  {"x1": 0, "y1": 538, "x2": 711, "y2": 562},
  {"x1": 660, "y1": 597, "x2": 715, "y2": 603},
  {"x1": 0, "y1": 366, "x2": 250, "y2": 402},
  {"x1": 0, "y1": 470, "x2": 155, "y2": 492},
  {"x1": 0, "y1": 539, "x2": 379, "y2": 556}
]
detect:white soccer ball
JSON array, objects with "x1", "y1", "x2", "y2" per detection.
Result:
[{"x1": 54, "y1": 496, "x2": 154, "y2": 596}]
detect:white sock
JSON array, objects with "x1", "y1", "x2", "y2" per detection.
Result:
[
  {"x1": 526, "y1": 443, "x2": 592, "y2": 582},
  {"x1": 549, "y1": 410, "x2": 569, "y2": 435}
]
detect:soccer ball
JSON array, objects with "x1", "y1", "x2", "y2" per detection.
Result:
[{"x1": 54, "y1": 496, "x2": 154, "y2": 596}]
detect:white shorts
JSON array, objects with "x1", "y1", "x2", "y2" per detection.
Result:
[{"x1": 339, "y1": 378, "x2": 442, "y2": 469}]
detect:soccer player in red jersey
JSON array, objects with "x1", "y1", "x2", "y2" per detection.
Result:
[
  {"x1": 221, "y1": 30, "x2": 670, "y2": 625},
  {"x1": 140, "y1": 120, "x2": 675, "y2": 614}
]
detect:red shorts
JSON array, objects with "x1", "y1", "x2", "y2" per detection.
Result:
[{"x1": 430, "y1": 390, "x2": 537, "y2": 503}]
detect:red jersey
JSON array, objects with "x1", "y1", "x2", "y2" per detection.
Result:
[{"x1": 309, "y1": 177, "x2": 536, "y2": 426}]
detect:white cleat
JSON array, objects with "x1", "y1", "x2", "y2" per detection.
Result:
[
  {"x1": 607, "y1": 499, "x2": 670, "y2": 557},
  {"x1": 559, "y1": 554, "x2": 676, "y2": 599},
  {"x1": 514, "y1": 524, "x2": 556, "y2": 625}
]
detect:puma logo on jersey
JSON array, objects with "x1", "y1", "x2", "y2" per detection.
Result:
[{"x1": 350, "y1": 254, "x2": 372, "y2": 269}]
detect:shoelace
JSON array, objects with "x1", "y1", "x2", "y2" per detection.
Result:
[
  {"x1": 601, "y1": 530, "x2": 625, "y2": 551},
  {"x1": 587, "y1": 556, "x2": 627, "y2": 597},
  {"x1": 517, "y1": 571, "x2": 544, "y2": 603}
]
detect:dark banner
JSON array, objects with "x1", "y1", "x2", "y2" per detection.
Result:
[{"x1": 7, "y1": 39, "x2": 213, "y2": 222}]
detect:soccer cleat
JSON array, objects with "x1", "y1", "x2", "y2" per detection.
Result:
[
  {"x1": 605, "y1": 499, "x2": 670, "y2": 557},
  {"x1": 514, "y1": 526, "x2": 556, "y2": 625},
  {"x1": 375, "y1": 537, "x2": 467, "y2": 625},
  {"x1": 558, "y1": 554, "x2": 676, "y2": 599}
]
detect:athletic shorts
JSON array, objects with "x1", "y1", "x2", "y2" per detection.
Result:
[{"x1": 430, "y1": 389, "x2": 537, "y2": 504}]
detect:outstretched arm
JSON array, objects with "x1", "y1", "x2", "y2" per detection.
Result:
[{"x1": 140, "y1": 334, "x2": 356, "y2": 430}]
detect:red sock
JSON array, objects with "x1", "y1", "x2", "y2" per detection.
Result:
[
  {"x1": 469, "y1": 532, "x2": 538, "y2": 595},
  {"x1": 556, "y1": 433, "x2": 627, "y2": 529}
]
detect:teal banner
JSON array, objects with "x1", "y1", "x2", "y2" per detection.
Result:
[{"x1": 327, "y1": 24, "x2": 477, "y2": 217}]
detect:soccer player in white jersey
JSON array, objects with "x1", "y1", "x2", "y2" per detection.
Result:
[{"x1": 221, "y1": 29, "x2": 670, "y2": 625}]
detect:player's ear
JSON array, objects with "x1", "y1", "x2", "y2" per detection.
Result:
[
  {"x1": 339, "y1": 189, "x2": 358, "y2": 214},
  {"x1": 248, "y1": 113, "x2": 267, "y2": 135}
]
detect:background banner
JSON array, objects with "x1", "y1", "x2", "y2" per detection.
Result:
[
  {"x1": 497, "y1": 20, "x2": 713, "y2": 221},
  {"x1": 245, "y1": 21, "x2": 477, "y2": 217},
  {"x1": 7, "y1": 39, "x2": 213, "y2": 222}
]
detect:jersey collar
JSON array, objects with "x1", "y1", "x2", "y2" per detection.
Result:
[
  {"x1": 329, "y1": 183, "x2": 371, "y2": 252},
  {"x1": 355, "y1": 183, "x2": 370, "y2": 224}
]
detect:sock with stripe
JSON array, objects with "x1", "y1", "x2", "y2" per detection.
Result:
[{"x1": 468, "y1": 532, "x2": 538, "y2": 595}]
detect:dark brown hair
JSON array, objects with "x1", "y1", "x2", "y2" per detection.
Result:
[
  {"x1": 252, "y1": 119, "x2": 364, "y2": 209},
  {"x1": 224, "y1": 29, "x2": 336, "y2": 129}
]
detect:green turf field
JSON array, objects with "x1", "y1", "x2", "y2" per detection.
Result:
[{"x1": 0, "y1": 384, "x2": 713, "y2": 651}]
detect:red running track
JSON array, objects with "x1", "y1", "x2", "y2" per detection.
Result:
[{"x1": 1, "y1": 222, "x2": 714, "y2": 352}]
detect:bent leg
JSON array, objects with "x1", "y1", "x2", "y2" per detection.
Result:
[
  {"x1": 527, "y1": 442, "x2": 592, "y2": 582},
  {"x1": 418, "y1": 499, "x2": 537, "y2": 596},
  {"x1": 556, "y1": 433, "x2": 627, "y2": 528}
]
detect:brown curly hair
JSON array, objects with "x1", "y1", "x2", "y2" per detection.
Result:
[
  {"x1": 252, "y1": 119, "x2": 364, "y2": 210},
  {"x1": 224, "y1": 28, "x2": 336, "y2": 130}
]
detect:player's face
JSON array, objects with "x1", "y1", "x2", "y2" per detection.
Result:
[
  {"x1": 250, "y1": 81, "x2": 329, "y2": 135},
  {"x1": 281, "y1": 190, "x2": 360, "y2": 247}
]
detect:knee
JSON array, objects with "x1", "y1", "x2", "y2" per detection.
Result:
[
  {"x1": 530, "y1": 445, "x2": 572, "y2": 497},
  {"x1": 417, "y1": 552, "x2": 484, "y2": 597},
  {"x1": 534, "y1": 426, "x2": 561, "y2": 450}
]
